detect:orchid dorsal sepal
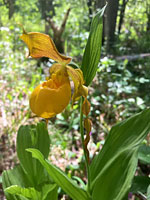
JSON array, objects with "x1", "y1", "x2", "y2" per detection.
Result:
[{"x1": 20, "y1": 30, "x2": 71, "y2": 64}]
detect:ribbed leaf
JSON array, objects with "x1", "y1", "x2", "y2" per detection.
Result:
[
  {"x1": 131, "y1": 176, "x2": 150, "y2": 194},
  {"x1": 147, "y1": 185, "x2": 150, "y2": 200},
  {"x1": 2, "y1": 164, "x2": 57, "y2": 200},
  {"x1": 27, "y1": 148, "x2": 90, "y2": 200},
  {"x1": 2, "y1": 165, "x2": 30, "y2": 200},
  {"x1": 17, "y1": 122, "x2": 50, "y2": 185},
  {"x1": 90, "y1": 108, "x2": 150, "y2": 200},
  {"x1": 81, "y1": 5, "x2": 106, "y2": 86},
  {"x1": 2, "y1": 123, "x2": 56, "y2": 200},
  {"x1": 41, "y1": 183, "x2": 58, "y2": 200},
  {"x1": 5, "y1": 185, "x2": 41, "y2": 200},
  {"x1": 92, "y1": 149, "x2": 138, "y2": 200},
  {"x1": 138, "y1": 144, "x2": 150, "y2": 164},
  {"x1": 5, "y1": 183, "x2": 57, "y2": 200}
]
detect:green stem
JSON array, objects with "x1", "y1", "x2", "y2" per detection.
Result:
[{"x1": 80, "y1": 97, "x2": 91, "y2": 193}]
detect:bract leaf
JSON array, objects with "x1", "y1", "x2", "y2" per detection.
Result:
[
  {"x1": 20, "y1": 32, "x2": 71, "y2": 64},
  {"x1": 84, "y1": 118, "x2": 92, "y2": 134},
  {"x1": 82, "y1": 98, "x2": 91, "y2": 116},
  {"x1": 81, "y1": 4, "x2": 107, "y2": 86}
]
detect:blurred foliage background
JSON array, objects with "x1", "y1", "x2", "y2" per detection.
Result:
[{"x1": 0, "y1": 0, "x2": 150, "y2": 199}]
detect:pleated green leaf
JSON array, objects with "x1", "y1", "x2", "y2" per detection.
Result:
[
  {"x1": 147, "y1": 185, "x2": 150, "y2": 200},
  {"x1": 27, "y1": 148, "x2": 90, "y2": 200},
  {"x1": 2, "y1": 123, "x2": 57, "y2": 200},
  {"x1": 41, "y1": 183, "x2": 58, "y2": 200},
  {"x1": 131, "y1": 176, "x2": 150, "y2": 194},
  {"x1": 92, "y1": 149, "x2": 138, "y2": 200},
  {"x1": 2, "y1": 164, "x2": 58, "y2": 200},
  {"x1": 2, "y1": 165, "x2": 31, "y2": 200},
  {"x1": 90, "y1": 108, "x2": 150, "y2": 200},
  {"x1": 5, "y1": 185, "x2": 41, "y2": 200},
  {"x1": 17, "y1": 122, "x2": 50, "y2": 186},
  {"x1": 138, "y1": 144, "x2": 150, "y2": 164},
  {"x1": 81, "y1": 4, "x2": 106, "y2": 86},
  {"x1": 5, "y1": 183, "x2": 57, "y2": 200}
]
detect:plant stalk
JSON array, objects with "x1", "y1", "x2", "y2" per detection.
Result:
[{"x1": 80, "y1": 97, "x2": 91, "y2": 193}]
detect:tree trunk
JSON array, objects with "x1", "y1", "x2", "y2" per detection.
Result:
[
  {"x1": 8, "y1": 0, "x2": 15, "y2": 19},
  {"x1": 94, "y1": 0, "x2": 119, "y2": 52},
  {"x1": 87, "y1": 0, "x2": 93, "y2": 27},
  {"x1": 47, "y1": 8, "x2": 71, "y2": 53},
  {"x1": 104, "y1": 0, "x2": 119, "y2": 52},
  {"x1": 38, "y1": 0, "x2": 55, "y2": 33},
  {"x1": 118, "y1": 0, "x2": 128, "y2": 34},
  {"x1": 147, "y1": 13, "x2": 150, "y2": 32},
  {"x1": 38, "y1": 0, "x2": 55, "y2": 20},
  {"x1": 95, "y1": 0, "x2": 105, "y2": 10},
  {"x1": 146, "y1": 0, "x2": 150, "y2": 32},
  {"x1": 2, "y1": 0, "x2": 15, "y2": 19}
]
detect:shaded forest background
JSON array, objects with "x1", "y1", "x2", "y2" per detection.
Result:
[{"x1": 0, "y1": 0, "x2": 150, "y2": 199}]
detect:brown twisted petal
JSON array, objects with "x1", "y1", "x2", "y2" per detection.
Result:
[
  {"x1": 66, "y1": 66, "x2": 88, "y2": 103},
  {"x1": 84, "y1": 118, "x2": 92, "y2": 164},
  {"x1": 82, "y1": 98, "x2": 91, "y2": 116},
  {"x1": 84, "y1": 118, "x2": 92, "y2": 135}
]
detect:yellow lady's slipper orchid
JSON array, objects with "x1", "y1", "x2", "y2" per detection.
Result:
[
  {"x1": 20, "y1": 31, "x2": 88, "y2": 118},
  {"x1": 30, "y1": 64, "x2": 71, "y2": 118}
]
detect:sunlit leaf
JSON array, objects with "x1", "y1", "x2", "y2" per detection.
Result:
[
  {"x1": 92, "y1": 149, "x2": 138, "y2": 200},
  {"x1": 27, "y1": 148, "x2": 90, "y2": 200},
  {"x1": 5, "y1": 185, "x2": 41, "y2": 200},
  {"x1": 2, "y1": 165, "x2": 30, "y2": 200},
  {"x1": 90, "y1": 108, "x2": 150, "y2": 200},
  {"x1": 147, "y1": 185, "x2": 150, "y2": 200},
  {"x1": 17, "y1": 122, "x2": 50, "y2": 185},
  {"x1": 4, "y1": 183, "x2": 57, "y2": 200}
]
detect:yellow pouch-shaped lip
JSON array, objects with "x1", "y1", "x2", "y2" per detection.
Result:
[{"x1": 30, "y1": 80, "x2": 71, "y2": 119}]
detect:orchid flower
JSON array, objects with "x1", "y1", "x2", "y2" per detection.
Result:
[{"x1": 20, "y1": 31, "x2": 88, "y2": 119}]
